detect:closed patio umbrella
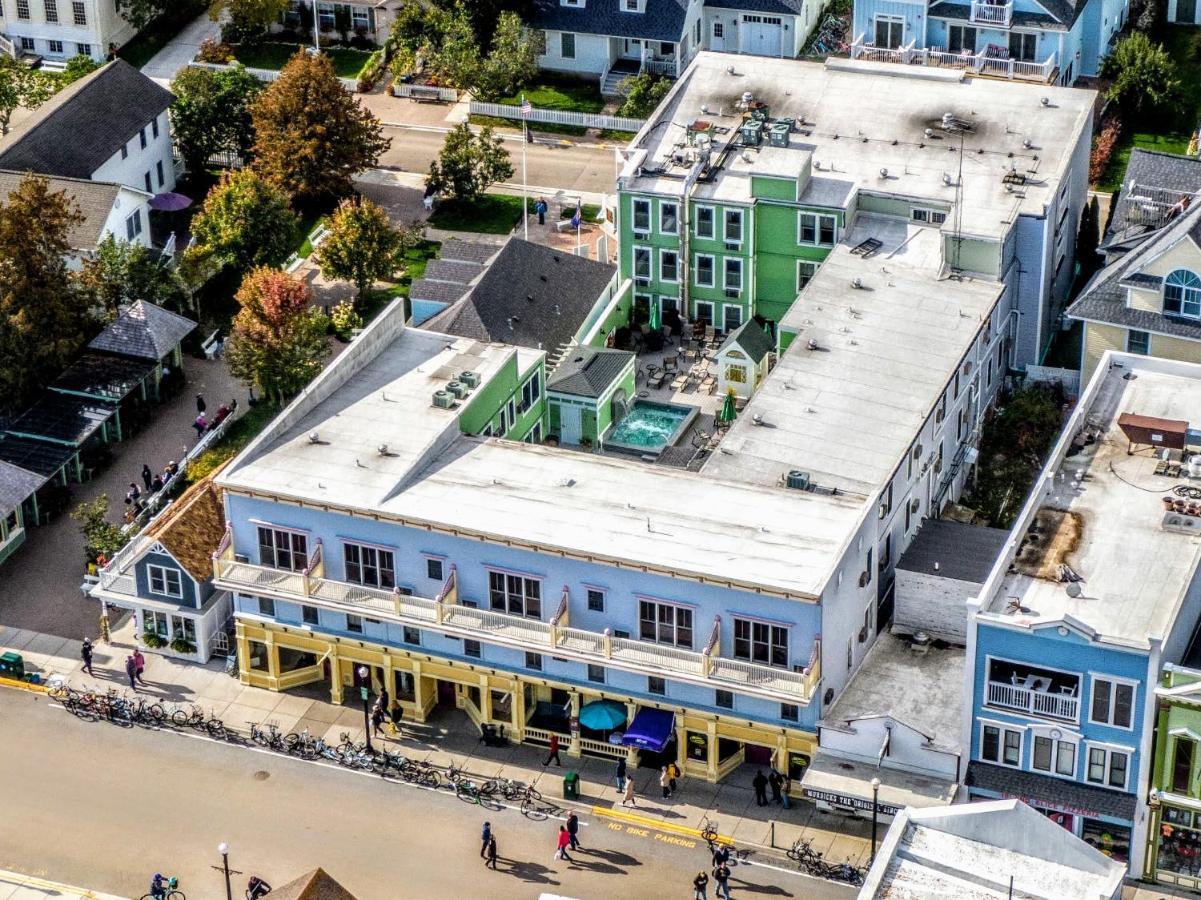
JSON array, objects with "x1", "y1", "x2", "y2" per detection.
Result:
[
  {"x1": 648, "y1": 299, "x2": 661, "y2": 333},
  {"x1": 578, "y1": 699, "x2": 627, "y2": 731},
  {"x1": 719, "y1": 389, "x2": 737, "y2": 424}
]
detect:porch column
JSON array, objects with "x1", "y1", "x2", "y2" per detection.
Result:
[
  {"x1": 625, "y1": 701, "x2": 638, "y2": 766},
  {"x1": 568, "y1": 691, "x2": 582, "y2": 757},
  {"x1": 410, "y1": 658, "x2": 427, "y2": 722},
  {"x1": 675, "y1": 717, "x2": 688, "y2": 772},
  {"x1": 512, "y1": 677, "x2": 526, "y2": 741},
  {"x1": 479, "y1": 673, "x2": 493, "y2": 724},
  {"x1": 706, "y1": 719, "x2": 720, "y2": 782},
  {"x1": 266, "y1": 637, "x2": 281, "y2": 690},
  {"x1": 235, "y1": 623, "x2": 252, "y2": 686},
  {"x1": 328, "y1": 645, "x2": 343, "y2": 704},
  {"x1": 381, "y1": 652, "x2": 394, "y2": 706}
]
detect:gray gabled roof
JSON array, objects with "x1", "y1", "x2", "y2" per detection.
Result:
[
  {"x1": 1104, "y1": 149, "x2": 1201, "y2": 251},
  {"x1": 0, "y1": 459, "x2": 46, "y2": 519},
  {"x1": 706, "y1": 0, "x2": 803, "y2": 13},
  {"x1": 0, "y1": 170, "x2": 129, "y2": 251},
  {"x1": 927, "y1": 0, "x2": 1071, "y2": 29},
  {"x1": 422, "y1": 259, "x2": 483, "y2": 284},
  {"x1": 437, "y1": 239, "x2": 499, "y2": 266},
  {"x1": 717, "y1": 320, "x2": 773, "y2": 363},
  {"x1": 421, "y1": 238, "x2": 616, "y2": 354},
  {"x1": 529, "y1": 0, "x2": 690, "y2": 41},
  {"x1": 410, "y1": 278, "x2": 472, "y2": 305},
  {"x1": 88, "y1": 300, "x2": 196, "y2": 361},
  {"x1": 895, "y1": 519, "x2": 1009, "y2": 584},
  {"x1": 546, "y1": 347, "x2": 634, "y2": 398},
  {"x1": 0, "y1": 60, "x2": 173, "y2": 179}
]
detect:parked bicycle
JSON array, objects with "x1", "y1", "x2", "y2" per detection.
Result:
[
  {"x1": 248, "y1": 721, "x2": 287, "y2": 753},
  {"x1": 334, "y1": 732, "x2": 376, "y2": 770}
]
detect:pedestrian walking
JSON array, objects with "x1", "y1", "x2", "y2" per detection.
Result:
[
  {"x1": 659, "y1": 765, "x2": 671, "y2": 799},
  {"x1": 132, "y1": 648, "x2": 146, "y2": 685},
  {"x1": 196, "y1": 394, "x2": 206, "y2": 415},
  {"x1": 192, "y1": 415, "x2": 207, "y2": 438},
  {"x1": 693, "y1": 870, "x2": 710, "y2": 900},
  {"x1": 125, "y1": 483, "x2": 141, "y2": 505},
  {"x1": 535, "y1": 197, "x2": 547, "y2": 225},
  {"x1": 543, "y1": 732, "x2": 562, "y2": 767},
  {"x1": 80, "y1": 638, "x2": 93, "y2": 676},
  {"x1": 370, "y1": 700, "x2": 385, "y2": 737},
  {"x1": 622, "y1": 775, "x2": 637, "y2": 806},
  {"x1": 480, "y1": 821, "x2": 492, "y2": 858},
  {"x1": 140, "y1": 464, "x2": 153, "y2": 492},
  {"x1": 554, "y1": 825, "x2": 573, "y2": 862},
  {"x1": 150, "y1": 473, "x2": 163, "y2": 492},
  {"x1": 485, "y1": 835, "x2": 498, "y2": 869},
  {"x1": 712, "y1": 844, "x2": 730, "y2": 869},
  {"x1": 668, "y1": 760, "x2": 681, "y2": 794},
  {"x1": 713, "y1": 862, "x2": 731, "y2": 900},
  {"x1": 752, "y1": 770, "x2": 768, "y2": 807},
  {"x1": 124, "y1": 655, "x2": 137, "y2": 690},
  {"x1": 781, "y1": 773, "x2": 792, "y2": 809},
  {"x1": 768, "y1": 768, "x2": 783, "y2": 805},
  {"x1": 615, "y1": 756, "x2": 627, "y2": 792},
  {"x1": 566, "y1": 811, "x2": 581, "y2": 851}
]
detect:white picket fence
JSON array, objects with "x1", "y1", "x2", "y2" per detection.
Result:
[
  {"x1": 188, "y1": 60, "x2": 358, "y2": 92},
  {"x1": 468, "y1": 101, "x2": 645, "y2": 133}
]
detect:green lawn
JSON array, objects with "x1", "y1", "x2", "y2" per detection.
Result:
[
  {"x1": 1096, "y1": 27, "x2": 1201, "y2": 192},
  {"x1": 118, "y1": 0, "x2": 207, "y2": 69},
  {"x1": 499, "y1": 76, "x2": 604, "y2": 114},
  {"x1": 560, "y1": 203, "x2": 602, "y2": 221},
  {"x1": 468, "y1": 114, "x2": 587, "y2": 138},
  {"x1": 182, "y1": 401, "x2": 280, "y2": 486},
  {"x1": 428, "y1": 195, "x2": 530, "y2": 234},
  {"x1": 296, "y1": 216, "x2": 330, "y2": 259},
  {"x1": 233, "y1": 43, "x2": 374, "y2": 79}
]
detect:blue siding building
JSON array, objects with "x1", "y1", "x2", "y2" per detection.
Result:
[
  {"x1": 962, "y1": 353, "x2": 1201, "y2": 875},
  {"x1": 851, "y1": 0, "x2": 1130, "y2": 83}
]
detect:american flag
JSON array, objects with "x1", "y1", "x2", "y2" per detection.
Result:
[
  {"x1": 520, "y1": 96, "x2": 532, "y2": 119},
  {"x1": 570, "y1": 201, "x2": 582, "y2": 229}
]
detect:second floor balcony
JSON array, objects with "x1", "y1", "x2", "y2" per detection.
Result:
[
  {"x1": 849, "y1": 36, "x2": 1057, "y2": 83},
  {"x1": 985, "y1": 658, "x2": 1080, "y2": 722},
  {"x1": 971, "y1": 0, "x2": 1013, "y2": 26},
  {"x1": 212, "y1": 542, "x2": 822, "y2": 706}
]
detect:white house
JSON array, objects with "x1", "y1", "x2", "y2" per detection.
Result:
[
  {"x1": 0, "y1": 0, "x2": 136, "y2": 63},
  {"x1": 529, "y1": 0, "x2": 819, "y2": 95},
  {"x1": 0, "y1": 59, "x2": 175, "y2": 199},
  {"x1": 281, "y1": 1, "x2": 404, "y2": 46}
]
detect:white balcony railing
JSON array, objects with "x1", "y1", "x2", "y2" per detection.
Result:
[
  {"x1": 986, "y1": 680, "x2": 1079, "y2": 721},
  {"x1": 849, "y1": 34, "x2": 1057, "y2": 82},
  {"x1": 214, "y1": 556, "x2": 821, "y2": 704},
  {"x1": 642, "y1": 57, "x2": 678, "y2": 78},
  {"x1": 971, "y1": 0, "x2": 1013, "y2": 26}
]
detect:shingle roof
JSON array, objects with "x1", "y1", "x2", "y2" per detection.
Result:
[
  {"x1": 0, "y1": 170, "x2": 127, "y2": 250},
  {"x1": 546, "y1": 347, "x2": 634, "y2": 398},
  {"x1": 966, "y1": 762, "x2": 1136, "y2": 820},
  {"x1": 420, "y1": 238, "x2": 616, "y2": 354},
  {"x1": 706, "y1": 0, "x2": 804, "y2": 13},
  {"x1": 0, "y1": 459, "x2": 46, "y2": 519},
  {"x1": 718, "y1": 320, "x2": 774, "y2": 363},
  {"x1": 410, "y1": 278, "x2": 472, "y2": 305},
  {"x1": 437, "y1": 239, "x2": 500, "y2": 265},
  {"x1": 927, "y1": 1, "x2": 1068, "y2": 29},
  {"x1": 88, "y1": 301, "x2": 196, "y2": 361},
  {"x1": 268, "y1": 868, "x2": 357, "y2": 900},
  {"x1": 895, "y1": 519, "x2": 1009, "y2": 583},
  {"x1": 0, "y1": 60, "x2": 173, "y2": 179},
  {"x1": 1067, "y1": 202, "x2": 1201, "y2": 339},
  {"x1": 422, "y1": 259, "x2": 483, "y2": 284},
  {"x1": 1104, "y1": 149, "x2": 1201, "y2": 250},
  {"x1": 529, "y1": 0, "x2": 689, "y2": 41},
  {"x1": 147, "y1": 475, "x2": 226, "y2": 582}
]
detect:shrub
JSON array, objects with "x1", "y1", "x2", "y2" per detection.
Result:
[
  {"x1": 357, "y1": 48, "x2": 385, "y2": 92},
  {"x1": 198, "y1": 37, "x2": 234, "y2": 64},
  {"x1": 142, "y1": 630, "x2": 166, "y2": 648},
  {"x1": 170, "y1": 634, "x2": 198, "y2": 654},
  {"x1": 1089, "y1": 113, "x2": 1122, "y2": 184},
  {"x1": 330, "y1": 300, "x2": 363, "y2": 339}
]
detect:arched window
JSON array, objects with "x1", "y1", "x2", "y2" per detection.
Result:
[{"x1": 1164, "y1": 269, "x2": 1201, "y2": 318}]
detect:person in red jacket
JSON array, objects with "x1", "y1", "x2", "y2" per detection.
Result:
[{"x1": 543, "y1": 733, "x2": 562, "y2": 767}]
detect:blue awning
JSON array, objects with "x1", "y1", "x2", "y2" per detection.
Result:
[{"x1": 620, "y1": 707, "x2": 675, "y2": 752}]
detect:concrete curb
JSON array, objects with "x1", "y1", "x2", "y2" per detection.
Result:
[
  {"x1": 592, "y1": 804, "x2": 735, "y2": 846},
  {"x1": 0, "y1": 674, "x2": 48, "y2": 693}
]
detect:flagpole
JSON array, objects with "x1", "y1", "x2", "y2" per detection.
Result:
[{"x1": 521, "y1": 95, "x2": 529, "y2": 241}]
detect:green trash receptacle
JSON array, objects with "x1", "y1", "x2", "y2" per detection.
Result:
[
  {"x1": 0, "y1": 651, "x2": 24, "y2": 679},
  {"x1": 563, "y1": 771, "x2": 580, "y2": 800}
]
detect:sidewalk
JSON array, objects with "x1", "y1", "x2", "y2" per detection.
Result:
[
  {"x1": 139, "y1": 11, "x2": 221, "y2": 86},
  {"x1": 7, "y1": 616, "x2": 873, "y2": 871},
  {"x1": 0, "y1": 869, "x2": 125, "y2": 900}
]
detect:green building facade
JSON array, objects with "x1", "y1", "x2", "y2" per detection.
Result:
[{"x1": 1146, "y1": 663, "x2": 1201, "y2": 891}]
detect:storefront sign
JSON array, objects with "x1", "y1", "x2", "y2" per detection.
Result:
[
  {"x1": 803, "y1": 788, "x2": 901, "y2": 816},
  {"x1": 997, "y1": 792, "x2": 1100, "y2": 819}
]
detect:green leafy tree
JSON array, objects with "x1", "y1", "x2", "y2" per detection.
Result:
[
  {"x1": 190, "y1": 169, "x2": 300, "y2": 271},
  {"x1": 426, "y1": 8, "x2": 539, "y2": 100},
  {"x1": 0, "y1": 57, "x2": 55, "y2": 135},
  {"x1": 390, "y1": 3, "x2": 454, "y2": 58},
  {"x1": 426, "y1": 123, "x2": 513, "y2": 203},
  {"x1": 316, "y1": 197, "x2": 415, "y2": 303},
  {"x1": 170, "y1": 64, "x2": 262, "y2": 175},
  {"x1": 1075, "y1": 195, "x2": 1101, "y2": 280},
  {"x1": 115, "y1": 0, "x2": 169, "y2": 30},
  {"x1": 617, "y1": 71, "x2": 673, "y2": 119},
  {"x1": 0, "y1": 175, "x2": 91, "y2": 413},
  {"x1": 452, "y1": 0, "x2": 534, "y2": 47},
  {"x1": 71, "y1": 495, "x2": 129, "y2": 563},
  {"x1": 1101, "y1": 32, "x2": 1180, "y2": 121},
  {"x1": 57, "y1": 55, "x2": 101, "y2": 87},
  {"x1": 251, "y1": 50, "x2": 390, "y2": 204},
  {"x1": 80, "y1": 236, "x2": 191, "y2": 317},
  {"x1": 226, "y1": 266, "x2": 330, "y2": 403},
  {"x1": 209, "y1": 0, "x2": 288, "y2": 42}
]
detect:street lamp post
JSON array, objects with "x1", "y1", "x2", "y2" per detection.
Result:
[
  {"x1": 358, "y1": 665, "x2": 373, "y2": 752},
  {"x1": 218, "y1": 843, "x2": 232, "y2": 900},
  {"x1": 870, "y1": 777, "x2": 881, "y2": 864}
]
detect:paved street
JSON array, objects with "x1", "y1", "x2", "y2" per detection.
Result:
[
  {"x1": 139, "y1": 12, "x2": 222, "y2": 86},
  {"x1": 0, "y1": 689, "x2": 853, "y2": 899}
]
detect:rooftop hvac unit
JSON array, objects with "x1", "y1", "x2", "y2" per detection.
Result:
[
  {"x1": 460, "y1": 370, "x2": 482, "y2": 388},
  {"x1": 769, "y1": 123, "x2": 790, "y2": 148},
  {"x1": 785, "y1": 470, "x2": 811, "y2": 491},
  {"x1": 447, "y1": 381, "x2": 469, "y2": 398},
  {"x1": 432, "y1": 390, "x2": 455, "y2": 409}
]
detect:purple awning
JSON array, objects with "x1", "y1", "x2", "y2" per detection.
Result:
[{"x1": 620, "y1": 707, "x2": 675, "y2": 752}]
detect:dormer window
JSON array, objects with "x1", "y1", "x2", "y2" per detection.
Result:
[{"x1": 1164, "y1": 269, "x2": 1201, "y2": 318}]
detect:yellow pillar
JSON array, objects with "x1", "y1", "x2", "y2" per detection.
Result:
[
  {"x1": 265, "y1": 635, "x2": 281, "y2": 691},
  {"x1": 706, "y1": 719, "x2": 719, "y2": 782},
  {"x1": 675, "y1": 718, "x2": 688, "y2": 772},
  {"x1": 328, "y1": 646, "x2": 343, "y2": 704},
  {"x1": 568, "y1": 691, "x2": 582, "y2": 758},
  {"x1": 512, "y1": 676, "x2": 526, "y2": 740},
  {"x1": 382, "y1": 653, "x2": 394, "y2": 706},
  {"x1": 775, "y1": 732, "x2": 788, "y2": 772},
  {"x1": 479, "y1": 673, "x2": 493, "y2": 724},
  {"x1": 410, "y1": 658, "x2": 426, "y2": 722},
  {"x1": 235, "y1": 623, "x2": 252, "y2": 686},
  {"x1": 625, "y1": 700, "x2": 639, "y2": 767}
]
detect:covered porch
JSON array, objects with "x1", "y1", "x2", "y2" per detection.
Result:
[{"x1": 601, "y1": 37, "x2": 684, "y2": 95}]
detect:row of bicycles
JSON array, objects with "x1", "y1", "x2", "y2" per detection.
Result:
[
  {"x1": 787, "y1": 837, "x2": 866, "y2": 886},
  {"x1": 49, "y1": 684, "x2": 562, "y2": 819},
  {"x1": 805, "y1": 12, "x2": 851, "y2": 56}
]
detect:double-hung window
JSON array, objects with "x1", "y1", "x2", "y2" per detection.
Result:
[
  {"x1": 258, "y1": 526, "x2": 308, "y2": 571},
  {"x1": 723, "y1": 208, "x2": 743, "y2": 245},
  {"x1": 980, "y1": 723, "x2": 1022, "y2": 767},
  {"x1": 124, "y1": 210, "x2": 142, "y2": 242},
  {"x1": 15, "y1": 0, "x2": 28, "y2": 20},
  {"x1": 732, "y1": 618, "x2": 788, "y2": 667},
  {"x1": 633, "y1": 246, "x2": 651, "y2": 280},
  {"x1": 797, "y1": 261, "x2": 816, "y2": 292},
  {"x1": 70, "y1": 0, "x2": 83, "y2": 24},
  {"x1": 799, "y1": 212, "x2": 838, "y2": 246},
  {"x1": 659, "y1": 201, "x2": 678, "y2": 234},
  {"x1": 660, "y1": 249, "x2": 679, "y2": 282},
  {"x1": 1126, "y1": 330, "x2": 1150, "y2": 355},
  {"x1": 632, "y1": 198, "x2": 651, "y2": 233},
  {"x1": 1031, "y1": 734, "x2": 1077, "y2": 777},
  {"x1": 639, "y1": 599, "x2": 693, "y2": 648},
  {"x1": 44, "y1": 0, "x2": 56, "y2": 22},
  {"x1": 1090, "y1": 677, "x2": 1134, "y2": 728},
  {"x1": 560, "y1": 32, "x2": 576, "y2": 59},
  {"x1": 147, "y1": 564, "x2": 183, "y2": 598},
  {"x1": 724, "y1": 257, "x2": 742, "y2": 292},
  {"x1": 343, "y1": 542, "x2": 395, "y2": 589},
  {"x1": 518, "y1": 372, "x2": 541, "y2": 413},
  {"x1": 694, "y1": 254, "x2": 714, "y2": 287},
  {"x1": 695, "y1": 205, "x2": 714, "y2": 238},
  {"x1": 489, "y1": 571, "x2": 542, "y2": 618},
  {"x1": 1086, "y1": 744, "x2": 1130, "y2": 789}
]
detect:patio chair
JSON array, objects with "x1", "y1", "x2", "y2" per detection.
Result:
[
  {"x1": 703, "y1": 325, "x2": 716, "y2": 344},
  {"x1": 647, "y1": 370, "x2": 666, "y2": 389},
  {"x1": 671, "y1": 374, "x2": 688, "y2": 391},
  {"x1": 663, "y1": 355, "x2": 679, "y2": 374}
]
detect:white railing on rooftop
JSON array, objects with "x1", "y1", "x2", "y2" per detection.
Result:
[
  {"x1": 986, "y1": 680, "x2": 1079, "y2": 721},
  {"x1": 971, "y1": 0, "x2": 1013, "y2": 26},
  {"x1": 849, "y1": 35, "x2": 1057, "y2": 82},
  {"x1": 214, "y1": 556, "x2": 820, "y2": 703},
  {"x1": 642, "y1": 58, "x2": 678, "y2": 78}
]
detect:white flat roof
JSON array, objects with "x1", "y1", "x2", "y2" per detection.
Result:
[
  {"x1": 983, "y1": 361, "x2": 1201, "y2": 646},
  {"x1": 625, "y1": 54, "x2": 1094, "y2": 239},
  {"x1": 704, "y1": 216, "x2": 1003, "y2": 496}
]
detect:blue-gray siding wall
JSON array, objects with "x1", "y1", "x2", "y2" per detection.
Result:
[
  {"x1": 135, "y1": 550, "x2": 201, "y2": 609},
  {"x1": 853, "y1": 0, "x2": 924, "y2": 45}
]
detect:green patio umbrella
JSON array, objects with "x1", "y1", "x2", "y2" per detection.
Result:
[
  {"x1": 648, "y1": 300, "x2": 661, "y2": 333},
  {"x1": 719, "y1": 389, "x2": 737, "y2": 424}
]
